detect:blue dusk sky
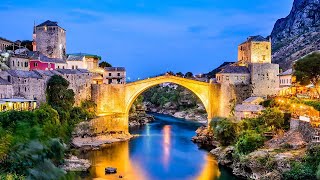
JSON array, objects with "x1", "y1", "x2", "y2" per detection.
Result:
[{"x1": 0, "y1": 0, "x2": 293, "y2": 80}]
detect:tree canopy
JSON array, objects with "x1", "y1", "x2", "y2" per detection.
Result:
[
  {"x1": 46, "y1": 75, "x2": 75, "y2": 112},
  {"x1": 294, "y1": 52, "x2": 320, "y2": 95},
  {"x1": 99, "y1": 61, "x2": 112, "y2": 68}
]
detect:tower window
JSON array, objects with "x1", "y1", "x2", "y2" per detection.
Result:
[{"x1": 262, "y1": 55, "x2": 266, "y2": 61}]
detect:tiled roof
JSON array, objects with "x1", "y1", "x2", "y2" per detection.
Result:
[
  {"x1": 279, "y1": 69, "x2": 293, "y2": 76},
  {"x1": 67, "y1": 53, "x2": 101, "y2": 60},
  {"x1": 33, "y1": 70, "x2": 57, "y2": 77},
  {"x1": 0, "y1": 37, "x2": 13, "y2": 43},
  {"x1": 56, "y1": 69, "x2": 90, "y2": 75},
  {"x1": 36, "y1": 20, "x2": 58, "y2": 27},
  {"x1": 27, "y1": 51, "x2": 66, "y2": 63},
  {"x1": 6, "y1": 70, "x2": 42, "y2": 79},
  {"x1": 104, "y1": 67, "x2": 126, "y2": 71},
  {"x1": 218, "y1": 65, "x2": 249, "y2": 74},
  {"x1": 235, "y1": 104, "x2": 265, "y2": 112},
  {"x1": 243, "y1": 97, "x2": 264, "y2": 104},
  {"x1": 66, "y1": 55, "x2": 85, "y2": 61},
  {"x1": 0, "y1": 77, "x2": 10, "y2": 85},
  {"x1": 240, "y1": 35, "x2": 269, "y2": 45},
  {"x1": 247, "y1": 35, "x2": 268, "y2": 42}
]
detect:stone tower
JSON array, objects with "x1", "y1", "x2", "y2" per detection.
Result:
[
  {"x1": 34, "y1": 20, "x2": 66, "y2": 59},
  {"x1": 238, "y1": 35, "x2": 271, "y2": 65}
]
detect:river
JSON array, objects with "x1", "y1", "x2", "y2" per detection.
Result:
[{"x1": 81, "y1": 113, "x2": 236, "y2": 180}]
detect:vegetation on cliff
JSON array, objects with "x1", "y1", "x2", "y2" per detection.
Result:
[{"x1": 0, "y1": 75, "x2": 95, "y2": 179}]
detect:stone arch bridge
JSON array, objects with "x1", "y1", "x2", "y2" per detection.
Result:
[{"x1": 92, "y1": 75, "x2": 231, "y2": 132}]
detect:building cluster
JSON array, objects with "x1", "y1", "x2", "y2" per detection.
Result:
[
  {"x1": 215, "y1": 35, "x2": 280, "y2": 120},
  {"x1": 0, "y1": 20, "x2": 126, "y2": 111}
]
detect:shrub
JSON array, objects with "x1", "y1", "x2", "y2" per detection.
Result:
[
  {"x1": 283, "y1": 162, "x2": 314, "y2": 180},
  {"x1": 235, "y1": 130, "x2": 265, "y2": 155},
  {"x1": 210, "y1": 117, "x2": 237, "y2": 146}
]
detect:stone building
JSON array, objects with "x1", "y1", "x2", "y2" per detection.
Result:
[
  {"x1": 0, "y1": 70, "x2": 47, "y2": 103},
  {"x1": 249, "y1": 63, "x2": 279, "y2": 97},
  {"x1": 216, "y1": 65, "x2": 250, "y2": 85},
  {"x1": 0, "y1": 37, "x2": 13, "y2": 52},
  {"x1": 216, "y1": 35, "x2": 279, "y2": 98},
  {"x1": 103, "y1": 67, "x2": 126, "y2": 84},
  {"x1": 0, "y1": 69, "x2": 93, "y2": 105},
  {"x1": 28, "y1": 51, "x2": 66, "y2": 70},
  {"x1": 238, "y1": 35, "x2": 271, "y2": 65},
  {"x1": 66, "y1": 53, "x2": 100, "y2": 71},
  {"x1": 33, "y1": 20, "x2": 66, "y2": 59},
  {"x1": 8, "y1": 55, "x2": 30, "y2": 71},
  {"x1": 279, "y1": 69, "x2": 293, "y2": 88},
  {"x1": 0, "y1": 77, "x2": 13, "y2": 99}
]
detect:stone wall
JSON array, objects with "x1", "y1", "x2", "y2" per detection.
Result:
[
  {"x1": 89, "y1": 114, "x2": 128, "y2": 133},
  {"x1": 91, "y1": 84, "x2": 126, "y2": 115},
  {"x1": 0, "y1": 83, "x2": 13, "y2": 99},
  {"x1": 9, "y1": 57, "x2": 29, "y2": 71},
  {"x1": 250, "y1": 63, "x2": 279, "y2": 97}
]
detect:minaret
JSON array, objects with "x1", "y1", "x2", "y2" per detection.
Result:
[{"x1": 32, "y1": 21, "x2": 37, "y2": 51}]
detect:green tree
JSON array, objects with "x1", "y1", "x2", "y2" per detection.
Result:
[
  {"x1": 260, "y1": 108, "x2": 284, "y2": 130},
  {"x1": 210, "y1": 117, "x2": 237, "y2": 146},
  {"x1": 46, "y1": 75, "x2": 75, "y2": 112},
  {"x1": 176, "y1": 72, "x2": 184, "y2": 77},
  {"x1": 185, "y1": 72, "x2": 193, "y2": 78},
  {"x1": 99, "y1": 61, "x2": 112, "y2": 68},
  {"x1": 294, "y1": 52, "x2": 320, "y2": 96},
  {"x1": 235, "y1": 130, "x2": 265, "y2": 155}
]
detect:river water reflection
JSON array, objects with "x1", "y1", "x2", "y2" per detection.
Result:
[{"x1": 82, "y1": 114, "x2": 236, "y2": 180}]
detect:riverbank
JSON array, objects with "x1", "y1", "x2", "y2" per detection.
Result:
[
  {"x1": 192, "y1": 125, "x2": 310, "y2": 179},
  {"x1": 146, "y1": 102, "x2": 208, "y2": 123}
]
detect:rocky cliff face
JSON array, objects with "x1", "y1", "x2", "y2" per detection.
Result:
[{"x1": 271, "y1": 0, "x2": 320, "y2": 70}]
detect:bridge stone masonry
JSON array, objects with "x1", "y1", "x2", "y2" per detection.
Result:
[{"x1": 91, "y1": 74, "x2": 240, "y2": 133}]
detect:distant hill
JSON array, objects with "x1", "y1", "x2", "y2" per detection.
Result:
[{"x1": 270, "y1": 0, "x2": 320, "y2": 70}]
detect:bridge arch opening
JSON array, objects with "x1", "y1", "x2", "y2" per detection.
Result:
[
  {"x1": 124, "y1": 76, "x2": 213, "y2": 123},
  {"x1": 127, "y1": 83, "x2": 208, "y2": 121}
]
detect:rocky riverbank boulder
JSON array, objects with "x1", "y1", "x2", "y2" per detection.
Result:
[
  {"x1": 129, "y1": 112, "x2": 154, "y2": 127},
  {"x1": 61, "y1": 156, "x2": 91, "y2": 172},
  {"x1": 192, "y1": 126, "x2": 219, "y2": 148}
]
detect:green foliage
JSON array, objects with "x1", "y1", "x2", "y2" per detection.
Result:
[
  {"x1": 46, "y1": 75, "x2": 75, "y2": 112},
  {"x1": 99, "y1": 61, "x2": 112, "y2": 68},
  {"x1": 302, "y1": 100, "x2": 320, "y2": 111},
  {"x1": 260, "y1": 108, "x2": 284, "y2": 130},
  {"x1": 294, "y1": 52, "x2": 320, "y2": 86},
  {"x1": 142, "y1": 85, "x2": 199, "y2": 109},
  {"x1": 80, "y1": 100, "x2": 97, "y2": 118},
  {"x1": 260, "y1": 99, "x2": 276, "y2": 108},
  {"x1": 283, "y1": 162, "x2": 315, "y2": 180},
  {"x1": 210, "y1": 117, "x2": 237, "y2": 146},
  {"x1": 176, "y1": 72, "x2": 184, "y2": 77},
  {"x1": 185, "y1": 72, "x2": 193, "y2": 78},
  {"x1": 235, "y1": 130, "x2": 265, "y2": 155},
  {"x1": 0, "y1": 173, "x2": 25, "y2": 180}
]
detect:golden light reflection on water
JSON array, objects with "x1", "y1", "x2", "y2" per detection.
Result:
[
  {"x1": 86, "y1": 141, "x2": 148, "y2": 180},
  {"x1": 195, "y1": 154, "x2": 221, "y2": 180}
]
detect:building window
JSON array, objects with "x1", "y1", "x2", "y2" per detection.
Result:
[
  {"x1": 25, "y1": 62, "x2": 28, "y2": 67},
  {"x1": 109, "y1": 73, "x2": 112, "y2": 76},
  {"x1": 262, "y1": 55, "x2": 266, "y2": 61},
  {"x1": 7, "y1": 76, "x2": 11, "y2": 83},
  {"x1": 108, "y1": 79, "x2": 112, "y2": 84},
  {"x1": 76, "y1": 65, "x2": 78, "y2": 69},
  {"x1": 17, "y1": 61, "x2": 20, "y2": 67},
  {"x1": 226, "y1": 76, "x2": 229, "y2": 80},
  {"x1": 241, "y1": 76, "x2": 246, "y2": 80},
  {"x1": 25, "y1": 87, "x2": 27, "y2": 92},
  {"x1": 34, "y1": 62, "x2": 38, "y2": 67},
  {"x1": 57, "y1": 66, "x2": 60, "y2": 69},
  {"x1": 72, "y1": 65, "x2": 74, "y2": 69},
  {"x1": 117, "y1": 73, "x2": 120, "y2": 76}
]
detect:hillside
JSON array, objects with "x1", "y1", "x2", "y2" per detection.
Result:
[{"x1": 271, "y1": 0, "x2": 320, "y2": 70}]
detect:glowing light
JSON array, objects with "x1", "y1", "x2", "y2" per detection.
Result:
[{"x1": 162, "y1": 125, "x2": 171, "y2": 169}]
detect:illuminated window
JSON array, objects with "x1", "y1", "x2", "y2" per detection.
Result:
[{"x1": 226, "y1": 76, "x2": 229, "y2": 80}]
